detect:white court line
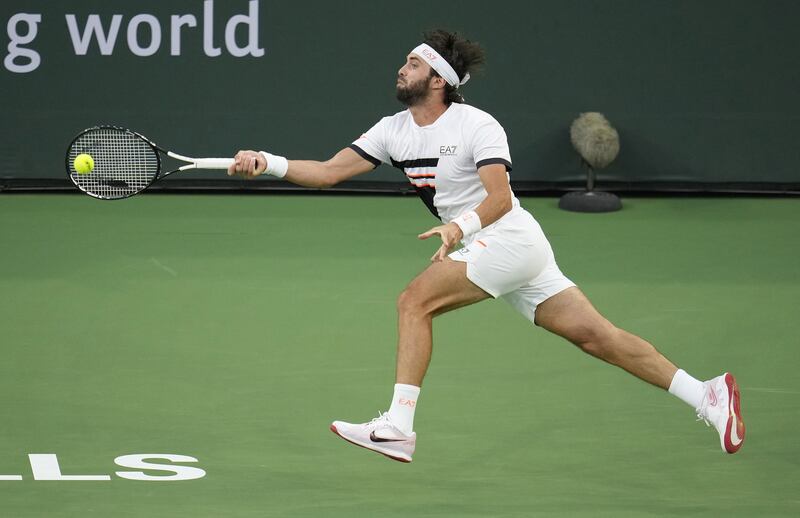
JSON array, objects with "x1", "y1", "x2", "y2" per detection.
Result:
[{"x1": 149, "y1": 257, "x2": 177, "y2": 277}]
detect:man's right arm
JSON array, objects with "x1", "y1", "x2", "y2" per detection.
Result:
[{"x1": 227, "y1": 147, "x2": 377, "y2": 188}]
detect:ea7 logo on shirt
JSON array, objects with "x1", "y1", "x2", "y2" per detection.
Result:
[{"x1": 439, "y1": 145, "x2": 458, "y2": 156}]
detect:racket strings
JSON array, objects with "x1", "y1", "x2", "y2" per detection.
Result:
[{"x1": 68, "y1": 128, "x2": 159, "y2": 199}]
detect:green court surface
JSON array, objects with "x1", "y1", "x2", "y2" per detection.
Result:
[{"x1": 0, "y1": 194, "x2": 798, "y2": 517}]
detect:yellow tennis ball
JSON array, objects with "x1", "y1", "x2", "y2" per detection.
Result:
[{"x1": 74, "y1": 153, "x2": 94, "y2": 174}]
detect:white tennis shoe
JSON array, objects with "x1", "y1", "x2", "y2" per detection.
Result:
[
  {"x1": 697, "y1": 372, "x2": 745, "y2": 453},
  {"x1": 330, "y1": 413, "x2": 416, "y2": 463}
]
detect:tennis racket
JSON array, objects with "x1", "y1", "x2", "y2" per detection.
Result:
[{"x1": 66, "y1": 126, "x2": 235, "y2": 200}]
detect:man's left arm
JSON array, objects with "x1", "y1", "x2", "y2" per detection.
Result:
[
  {"x1": 473, "y1": 163, "x2": 514, "y2": 227},
  {"x1": 418, "y1": 163, "x2": 512, "y2": 262}
]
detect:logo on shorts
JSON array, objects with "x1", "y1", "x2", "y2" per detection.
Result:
[{"x1": 440, "y1": 145, "x2": 458, "y2": 156}]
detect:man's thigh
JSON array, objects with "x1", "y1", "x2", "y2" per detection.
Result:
[
  {"x1": 533, "y1": 286, "x2": 614, "y2": 342},
  {"x1": 403, "y1": 258, "x2": 492, "y2": 316}
]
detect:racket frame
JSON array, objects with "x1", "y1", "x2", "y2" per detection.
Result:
[{"x1": 66, "y1": 125, "x2": 234, "y2": 200}]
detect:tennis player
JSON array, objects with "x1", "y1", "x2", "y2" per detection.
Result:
[{"x1": 228, "y1": 29, "x2": 744, "y2": 462}]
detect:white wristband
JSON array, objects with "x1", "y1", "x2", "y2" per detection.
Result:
[
  {"x1": 259, "y1": 151, "x2": 289, "y2": 178},
  {"x1": 452, "y1": 210, "x2": 482, "y2": 239}
]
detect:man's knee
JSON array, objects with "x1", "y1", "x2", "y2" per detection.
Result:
[{"x1": 397, "y1": 285, "x2": 431, "y2": 317}]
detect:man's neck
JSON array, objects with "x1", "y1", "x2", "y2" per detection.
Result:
[{"x1": 408, "y1": 97, "x2": 449, "y2": 127}]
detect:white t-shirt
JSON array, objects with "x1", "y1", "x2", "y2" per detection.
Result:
[{"x1": 350, "y1": 103, "x2": 520, "y2": 223}]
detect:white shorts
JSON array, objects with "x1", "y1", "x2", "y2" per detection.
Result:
[{"x1": 449, "y1": 207, "x2": 576, "y2": 323}]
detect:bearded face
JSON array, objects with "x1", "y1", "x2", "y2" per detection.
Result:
[{"x1": 396, "y1": 73, "x2": 434, "y2": 107}]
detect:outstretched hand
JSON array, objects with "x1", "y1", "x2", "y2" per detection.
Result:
[
  {"x1": 418, "y1": 222, "x2": 464, "y2": 262},
  {"x1": 227, "y1": 150, "x2": 267, "y2": 178}
]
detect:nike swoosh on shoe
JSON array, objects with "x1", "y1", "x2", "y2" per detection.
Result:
[
  {"x1": 708, "y1": 387, "x2": 718, "y2": 406},
  {"x1": 369, "y1": 431, "x2": 407, "y2": 443},
  {"x1": 330, "y1": 425, "x2": 412, "y2": 463}
]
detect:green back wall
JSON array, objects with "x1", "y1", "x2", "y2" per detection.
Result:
[{"x1": 2, "y1": 0, "x2": 798, "y2": 189}]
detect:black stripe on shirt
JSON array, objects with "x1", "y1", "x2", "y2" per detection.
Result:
[
  {"x1": 348, "y1": 144, "x2": 381, "y2": 168},
  {"x1": 476, "y1": 158, "x2": 513, "y2": 172},
  {"x1": 390, "y1": 157, "x2": 440, "y2": 169},
  {"x1": 414, "y1": 185, "x2": 440, "y2": 220}
]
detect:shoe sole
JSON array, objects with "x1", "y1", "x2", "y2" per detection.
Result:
[
  {"x1": 329, "y1": 424, "x2": 412, "y2": 463},
  {"x1": 723, "y1": 372, "x2": 745, "y2": 454}
]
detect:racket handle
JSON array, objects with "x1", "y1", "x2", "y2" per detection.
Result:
[{"x1": 193, "y1": 158, "x2": 235, "y2": 169}]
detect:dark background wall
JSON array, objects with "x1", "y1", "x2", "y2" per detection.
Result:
[{"x1": 2, "y1": 0, "x2": 798, "y2": 191}]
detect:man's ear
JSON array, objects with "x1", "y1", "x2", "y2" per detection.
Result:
[{"x1": 431, "y1": 75, "x2": 447, "y2": 90}]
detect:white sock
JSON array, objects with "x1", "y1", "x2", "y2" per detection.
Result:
[
  {"x1": 386, "y1": 383, "x2": 420, "y2": 435},
  {"x1": 668, "y1": 369, "x2": 706, "y2": 410}
]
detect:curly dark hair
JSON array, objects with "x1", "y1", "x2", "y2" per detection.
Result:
[{"x1": 422, "y1": 29, "x2": 486, "y2": 104}]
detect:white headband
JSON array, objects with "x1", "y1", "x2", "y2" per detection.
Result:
[{"x1": 411, "y1": 43, "x2": 470, "y2": 88}]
